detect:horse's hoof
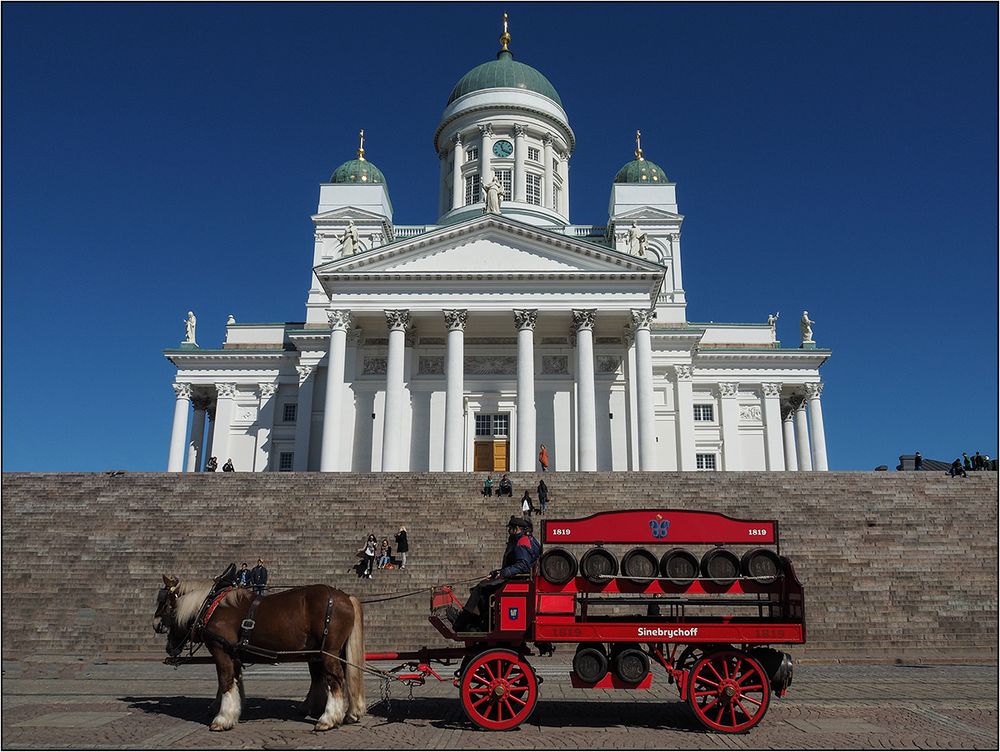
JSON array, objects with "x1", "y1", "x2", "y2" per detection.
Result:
[
  {"x1": 345, "y1": 714, "x2": 360, "y2": 724},
  {"x1": 209, "y1": 723, "x2": 229, "y2": 732},
  {"x1": 313, "y1": 722, "x2": 333, "y2": 732}
]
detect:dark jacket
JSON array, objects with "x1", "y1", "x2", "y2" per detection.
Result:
[
  {"x1": 537, "y1": 480, "x2": 548, "y2": 502},
  {"x1": 251, "y1": 565, "x2": 268, "y2": 588},
  {"x1": 395, "y1": 531, "x2": 409, "y2": 553},
  {"x1": 236, "y1": 568, "x2": 252, "y2": 587},
  {"x1": 499, "y1": 533, "x2": 541, "y2": 578}
]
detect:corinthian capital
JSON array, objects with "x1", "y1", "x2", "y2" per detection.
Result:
[
  {"x1": 258, "y1": 383, "x2": 279, "y2": 399},
  {"x1": 385, "y1": 310, "x2": 410, "y2": 332},
  {"x1": 296, "y1": 365, "x2": 314, "y2": 385},
  {"x1": 673, "y1": 364, "x2": 693, "y2": 381},
  {"x1": 513, "y1": 309, "x2": 538, "y2": 331},
  {"x1": 571, "y1": 309, "x2": 597, "y2": 332},
  {"x1": 172, "y1": 383, "x2": 192, "y2": 400},
  {"x1": 513, "y1": 123, "x2": 527, "y2": 138},
  {"x1": 477, "y1": 123, "x2": 494, "y2": 137},
  {"x1": 216, "y1": 383, "x2": 238, "y2": 399},
  {"x1": 805, "y1": 382, "x2": 824, "y2": 400},
  {"x1": 630, "y1": 308, "x2": 654, "y2": 331},
  {"x1": 761, "y1": 382, "x2": 783, "y2": 399},
  {"x1": 452, "y1": 132, "x2": 463, "y2": 147},
  {"x1": 718, "y1": 382, "x2": 740, "y2": 399},
  {"x1": 327, "y1": 310, "x2": 352, "y2": 331},
  {"x1": 443, "y1": 309, "x2": 468, "y2": 331}
]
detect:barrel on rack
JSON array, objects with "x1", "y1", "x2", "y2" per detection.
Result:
[
  {"x1": 611, "y1": 643, "x2": 650, "y2": 684},
  {"x1": 740, "y1": 548, "x2": 784, "y2": 585},
  {"x1": 573, "y1": 642, "x2": 609, "y2": 683},
  {"x1": 700, "y1": 547, "x2": 741, "y2": 586},
  {"x1": 659, "y1": 547, "x2": 700, "y2": 586},
  {"x1": 620, "y1": 547, "x2": 659, "y2": 585},
  {"x1": 539, "y1": 548, "x2": 578, "y2": 585},
  {"x1": 579, "y1": 547, "x2": 619, "y2": 585}
]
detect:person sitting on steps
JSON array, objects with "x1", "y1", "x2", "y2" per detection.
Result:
[
  {"x1": 452, "y1": 516, "x2": 541, "y2": 633},
  {"x1": 498, "y1": 474, "x2": 513, "y2": 497},
  {"x1": 482, "y1": 474, "x2": 493, "y2": 497}
]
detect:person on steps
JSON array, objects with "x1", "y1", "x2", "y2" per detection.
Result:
[
  {"x1": 453, "y1": 516, "x2": 541, "y2": 633},
  {"x1": 394, "y1": 526, "x2": 409, "y2": 569},
  {"x1": 236, "y1": 562, "x2": 252, "y2": 588},
  {"x1": 251, "y1": 558, "x2": 268, "y2": 594},
  {"x1": 498, "y1": 474, "x2": 513, "y2": 498},
  {"x1": 222, "y1": 459, "x2": 235, "y2": 472},
  {"x1": 361, "y1": 534, "x2": 377, "y2": 578},
  {"x1": 520, "y1": 490, "x2": 534, "y2": 519},
  {"x1": 482, "y1": 474, "x2": 493, "y2": 497},
  {"x1": 537, "y1": 478, "x2": 549, "y2": 515},
  {"x1": 538, "y1": 443, "x2": 549, "y2": 472}
]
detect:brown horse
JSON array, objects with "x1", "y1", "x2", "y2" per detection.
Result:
[{"x1": 152, "y1": 575, "x2": 365, "y2": 731}]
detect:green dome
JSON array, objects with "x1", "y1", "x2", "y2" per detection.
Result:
[
  {"x1": 330, "y1": 158, "x2": 387, "y2": 186},
  {"x1": 613, "y1": 158, "x2": 668, "y2": 184},
  {"x1": 447, "y1": 50, "x2": 562, "y2": 107}
]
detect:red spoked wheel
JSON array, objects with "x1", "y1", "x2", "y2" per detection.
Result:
[
  {"x1": 687, "y1": 649, "x2": 770, "y2": 733},
  {"x1": 459, "y1": 648, "x2": 538, "y2": 731}
]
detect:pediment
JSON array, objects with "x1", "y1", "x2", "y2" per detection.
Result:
[
  {"x1": 315, "y1": 216, "x2": 665, "y2": 277},
  {"x1": 614, "y1": 207, "x2": 684, "y2": 222},
  {"x1": 312, "y1": 206, "x2": 389, "y2": 224}
]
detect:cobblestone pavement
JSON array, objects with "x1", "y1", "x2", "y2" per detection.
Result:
[{"x1": 2, "y1": 659, "x2": 997, "y2": 749}]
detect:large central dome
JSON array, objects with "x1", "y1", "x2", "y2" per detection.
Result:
[{"x1": 447, "y1": 50, "x2": 562, "y2": 107}]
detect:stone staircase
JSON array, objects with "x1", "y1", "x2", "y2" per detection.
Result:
[{"x1": 2, "y1": 472, "x2": 996, "y2": 663}]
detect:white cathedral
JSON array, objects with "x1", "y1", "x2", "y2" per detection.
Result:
[{"x1": 165, "y1": 22, "x2": 831, "y2": 474}]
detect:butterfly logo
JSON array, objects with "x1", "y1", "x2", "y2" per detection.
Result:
[{"x1": 649, "y1": 515, "x2": 670, "y2": 539}]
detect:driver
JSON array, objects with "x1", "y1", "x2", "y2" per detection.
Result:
[{"x1": 453, "y1": 516, "x2": 541, "y2": 632}]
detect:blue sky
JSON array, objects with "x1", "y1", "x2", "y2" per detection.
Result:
[{"x1": 2, "y1": 3, "x2": 996, "y2": 471}]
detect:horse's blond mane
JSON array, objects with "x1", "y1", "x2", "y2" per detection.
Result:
[{"x1": 174, "y1": 580, "x2": 247, "y2": 627}]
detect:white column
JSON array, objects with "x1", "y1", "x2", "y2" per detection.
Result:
[
  {"x1": 443, "y1": 310, "x2": 468, "y2": 471},
  {"x1": 382, "y1": 310, "x2": 410, "y2": 471},
  {"x1": 438, "y1": 149, "x2": 449, "y2": 214},
  {"x1": 513, "y1": 309, "x2": 538, "y2": 471},
  {"x1": 167, "y1": 383, "x2": 192, "y2": 472},
  {"x1": 451, "y1": 133, "x2": 464, "y2": 209},
  {"x1": 479, "y1": 123, "x2": 493, "y2": 187},
  {"x1": 212, "y1": 383, "x2": 237, "y2": 466},
  {"x1": 782, "y1": 408, "x2": 798, "y2": 471},
  {"x1": 623, "y1": 328, "x2": 640, "y2": 470},
  {"x1": 631, "y1": 309, "x2": 657, "y2": 470},
  {"x1": 254, "y1": 383, "x2": 278, "y2": 471},
  {"x1": 513, "y1": 124, "x2": 527, "y2": 202},
  {"x1": 718, "y1": 383, "x2": 742, "y2": 471},
  {"x1": 573, "y1": 309, "x2": 597, "y2": 471},
  {"x1": 293, "y1": 365, "x2": 316, "y2": 471},
  {"x1": 805, "y1": 382, "x2": 829, "y2": 471},
  {"x1": 793, "y1": 395, "x2": 813, "y2": 471},
  {"x1": 320, "y1": 311, "x2": 352, "y2": 471},
  {"x1": 186, "y1": 396, "x2": 209, "y2": 472},
  {"x1": 543, "y1": 134, "x2": 555, "y2": 210},
  {"x1": 761, "y1": 383, "x2": 785, "y2": 471},
  {"x1": 673, "y1": 365, "x2": 696, "y2": 470},
  {"x1": 205, "y1": 408, "x2": 216, "y2": 464},
  {"x1": 558, "y1": 154, "x2": 570, "y2": 218}
]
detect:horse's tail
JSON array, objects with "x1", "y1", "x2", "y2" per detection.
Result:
[{"x1": 344, "y1": 594, "x2": 366, "y2": 721}]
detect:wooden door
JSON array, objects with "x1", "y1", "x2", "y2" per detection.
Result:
[
  {"x1": 474, "y1": 442, "x2": 493, "y2": 472},
  {"x1": 492, "y1": 440, "x2": 509, "y2": 472}
]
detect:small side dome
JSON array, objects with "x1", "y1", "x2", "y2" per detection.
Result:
[
  {"x1": 613, "y1": 159, "x2": 668, "y2": 184},
  {"x1": 614, "y1": 129, "x2": 668, "y2": 183},
  {"x1": 330, "y1": 158, "x2": 387, "y2": 186}
]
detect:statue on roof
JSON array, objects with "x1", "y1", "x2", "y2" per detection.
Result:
[
  {"x1": 767, "y1": 312, "x2": 779, "y2": 329},
  {"x1": 338, "y1": 220, "x2": 360, "y2": 257},
  {"x1": 483, "y1": 174, "x2": 504, "y2": 214},
  {"x1": 800, "y1": 310, "x2": 815, "y2": 344},
  {"x1": 626, "y1": 221, "x2": 648, "y2": 256},
  {"x1": 183, "y1": 311, "x2": 197, "y2": 345}
]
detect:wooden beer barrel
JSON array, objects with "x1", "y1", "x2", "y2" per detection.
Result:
[
  {"x1": 620, "y1": 547, "x2": 659, "y2": 584},
  {"x1": 612, "y1": 646, "x2": 650, "y2": 684},
  {"x1": 700, "y1": 547, "x2": 741, "y2": 586},
  {"x1": 740, "y1": 548, "x2": 783, "y2": 585},
  {"x1": 573, "y1": 643, "x2": 609, "y2": 683},
  {"x1": 539, "y1": 548, "x2": 578, "y2": 585},
  {"x1": 659, "y1": 547, "x2": 699, "y2": 586},
  {"x1": 579, "y1": 547, "x2": 618, "y2": 584}
]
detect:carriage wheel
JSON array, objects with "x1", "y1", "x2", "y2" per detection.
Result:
[
  {"x1": 459, "y1": 648, "x2": 538, "y2": 731},
  {"x1": 687, "y1": 649, "x2": 770, "y2": 733}
]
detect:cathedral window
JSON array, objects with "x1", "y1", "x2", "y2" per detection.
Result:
[
  {"x1": 693, "y1": 404, "x2": 714, "y2": 422},
  {"x1": 464, "y1": 174, "x2": 481, "y2": 205},
  {"x1": 554, "y1": 185, "x2": 561, "y2": 210},
  {"x1": 495, "y1": 169, "x2": 512, "y2": 200},
  {"x1": 475, "y1": 414, "x2": 492, "y2": 436},
  {"x1": 553, "y1": 158, "x2": 560, "y2": 172},
  {"x1": 526, "y1": 173, "x2": 542, "y2": 206},
  {"x1": 527, "y1": 146, "x2": 540, "y2": 162},
  {"x1": 283, "y1": 403, "x2": 298, "y2": 423},
  {"x1": 696, "y1": 453, "x2": 717, "y2": 470},
  {"x1": 278, "y1": 452, "x2": 294, "y2": 472},
  {"x1": 466, "y1": 147, "x2": 479, "y2": 163}
]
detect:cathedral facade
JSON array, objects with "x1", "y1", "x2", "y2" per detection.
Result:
[{"x1": 165, "y1": 26, "x2": 831, "y2": 474}]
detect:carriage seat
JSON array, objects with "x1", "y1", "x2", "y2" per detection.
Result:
[{"x1": 213, "y1": 563, "x2": 239, "y2": 592}]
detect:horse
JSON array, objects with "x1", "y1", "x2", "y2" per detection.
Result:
[{"x1": 152, "y1": 574, "x2": 366, "y2": 731}]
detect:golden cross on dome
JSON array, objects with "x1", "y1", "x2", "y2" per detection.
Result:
[
  {"x1": 635, "y1": 130, "x2": 644, "y2": 161},
  {"x1": 358, "y1": 129, "x2": 365, "y2": 161},
  {"x1": 500, "y1": 12, "x2": 511, "y2": 51}
]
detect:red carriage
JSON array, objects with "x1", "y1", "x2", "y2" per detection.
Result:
[{"x1": 367, "y1": 508, "x2": 805, "y2": 733}]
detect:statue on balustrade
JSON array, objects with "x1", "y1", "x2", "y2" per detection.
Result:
[
  {"x1": 183, "y1": 311, "x2": 197, "y2": 345},
  {"x1": 627, "y1": 222, "x2": 649, "y2": 256},
  {"x1": 800, "y1": 310, "x2": 815, "y2": 344},
  {"x1": 339, "y1": 220, "x2": 360, "y2": 257},
  {"x1": 483, "y1": 175, "x2": 504, "y2": 214}
]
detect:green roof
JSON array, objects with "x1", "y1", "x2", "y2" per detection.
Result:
[
  {"x1": 614, "y1": 158, "x2": 669, "y2": 184},
  {"x1": 330, "y1": 158, "x2": 387, "y2": 186},
  {"x1": 447, "y1": 50, "x2": 562, "y2": 107}
]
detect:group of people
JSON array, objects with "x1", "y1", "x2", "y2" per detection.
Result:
[
  {"x1": 356, "y1": 527, "x2": 409, "y2": 578},
  {"x1": 482, "y1": 474, "x2": 551, "y2": 517},
  {"x1": 482, "y1": 473, "x2": 513, "y2": 497},
  {"x1": 235, "y1": 559, "x2": 269, "y2": 594},
  {"x1": 944, "y1": 451, "x2": 995, "y2": 477},
  {"x1": 204, "y1": 457, "x2": 235, "y2": 472}
]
